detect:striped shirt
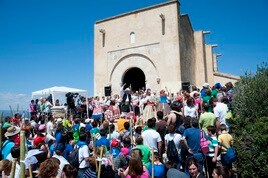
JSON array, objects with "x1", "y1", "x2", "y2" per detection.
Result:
[{"x1": 83, "y1": 168, "x2": 97, "y2": 178}]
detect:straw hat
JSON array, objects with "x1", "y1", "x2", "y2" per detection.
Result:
[{"x1": 5, "y1": 126, "x2": 20, "y2": 137}]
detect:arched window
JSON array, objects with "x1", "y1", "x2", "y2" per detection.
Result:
[{"x1": 130, "y1": 32, "x2": 135, "y2": 43}]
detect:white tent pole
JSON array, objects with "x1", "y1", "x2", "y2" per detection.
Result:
[{"x1": 52, "y1": 92, "x2": 55, "y2": 106}]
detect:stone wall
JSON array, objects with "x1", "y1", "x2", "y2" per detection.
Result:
[
  {"x1": 214, "y1": 72, "x2": 240, "y2": 86},
  {"x1": 194, "y1": 31, "x2": 207, "y2": 87},
  {"x1": 94, "y1": 0, "x2": 182, "y2": 95},
  {"x1": 179, "y1": 14, "x2": 196, "y2": 85}
]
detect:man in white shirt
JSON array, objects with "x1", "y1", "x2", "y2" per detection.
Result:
[
  {"x1": 213, "y1": 98, "x2": 229, "y2": 130},
  {"x1": 142, "y1": 118, "x2": 162, "y2": 153},
  {"x1": 78, "y1": 133, "x2": 90, "y2": 178},
  {"x1": 46, "y1": 115, "x2": 54, "y2": 135}
]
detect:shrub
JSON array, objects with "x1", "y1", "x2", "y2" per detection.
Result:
[{"x1": 232, "y1": 63, "x2": 268, "y2": 178}]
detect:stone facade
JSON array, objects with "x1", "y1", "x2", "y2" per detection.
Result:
[{"x1": 94, "y1": 0, "x2": 239, "y2": 96}]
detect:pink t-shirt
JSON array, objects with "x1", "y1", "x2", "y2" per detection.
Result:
[
  {"x1": 126, "y1": 170, "x2": 150, "y2": 178},
  {"x1": 194, "y1": 98, "x2": 202, "y2": 113}
]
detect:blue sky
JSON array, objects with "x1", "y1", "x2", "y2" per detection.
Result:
[{"x1": 0, "y1": 0, "x2": 267, "y2": 110}]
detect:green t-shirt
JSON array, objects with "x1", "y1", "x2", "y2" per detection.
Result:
[
  {"x1": 199, "y1": 112, "x2": 216, "y2": 133},
  {"x1": 135, "y1": 144, "x2": 151, "y2": 168}
]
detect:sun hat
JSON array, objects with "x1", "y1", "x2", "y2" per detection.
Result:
[{"x1": 5, "y1": 126, "x2": 20, "y2": 137}]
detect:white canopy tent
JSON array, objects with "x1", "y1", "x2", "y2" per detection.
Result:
[
  {"x1": 32, "y1": 86, "x2": 87, "y2": 104},
  {"x1": 32, "y1": 86, "x2": 89, "y2": 118},
  {"x1": 32, "y1": 86, "x2": 88, "y2": 111}
]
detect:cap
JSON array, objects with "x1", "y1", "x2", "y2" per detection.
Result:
[
  {"x1": 85, "y1": 118, "x2": 91, "y2": 123},
  {"x1": 202, "y1": 83, "x2": 210, "y2": 88},
  {"x1": 111, "y1": 139, "x2": 120, "y2": 147},
  {"x1": 56, "y1": 118, "x2": 62, "y2": 123},
  {"x1": 38, "y1": 124, "x2": 46, "y2": 131},
  {"x1": 33, "y1": 136, "x2": 46, "y2": 146},
  {"x1": 121, "y1": 147, "x2": 129, "y2": 157}
]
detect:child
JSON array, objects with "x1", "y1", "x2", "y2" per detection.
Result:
[
  {"x1": 218, "y1": 124, "x2": 233, "y2": 169},
  {"x1": 206, "y1": 125, "x2": 219, "y2": 178}
]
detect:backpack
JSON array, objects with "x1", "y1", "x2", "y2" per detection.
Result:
[
  {"x1": 167, "y1": 135, "x2": 178, "y2": 159},
  {"x1": 68, "y1": 145, "x2": 84, "y2": 169},
  {"x1": 222, "y1": 144, "x2": 236, "y2": 164},
  {"x1": 200, "y1": 130, "x2": 209, "y2": 155}
]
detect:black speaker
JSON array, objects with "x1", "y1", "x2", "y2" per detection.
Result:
[
  {"x1": 182, "y1": 82, "x2": 190, "y2": 92},
  {"x1": 104, "y1": 86, "x2": 111, "y2": 96}
]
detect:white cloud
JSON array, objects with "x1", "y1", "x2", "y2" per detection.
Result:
[{"x1": 0, "y1": 92, "x2": 30, "y2": 111}]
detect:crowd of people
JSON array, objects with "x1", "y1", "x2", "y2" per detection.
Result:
[{"x1": 0, "y1": 82, "x2": 236, "y2": 178}]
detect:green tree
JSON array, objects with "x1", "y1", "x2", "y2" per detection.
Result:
[{"x1": 232, "y1": 63, "x2": 268, "y2": 178}]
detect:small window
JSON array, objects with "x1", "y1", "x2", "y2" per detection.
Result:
[{"x1": 130, "y1": 32, "x2": 135, "y2": 43}]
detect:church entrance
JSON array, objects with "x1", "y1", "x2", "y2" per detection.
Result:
[{"x1": 122, "y1": 67, "x2": 146, "y2": 92}]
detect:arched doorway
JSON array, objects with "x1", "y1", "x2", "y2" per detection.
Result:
[{"x1": 123, "y1": 67, "x2": 145, "y2": 92}]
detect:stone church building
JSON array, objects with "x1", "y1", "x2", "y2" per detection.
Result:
[{"x1": 94, "y1": 0, "x2": 239, "y2": 96}]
